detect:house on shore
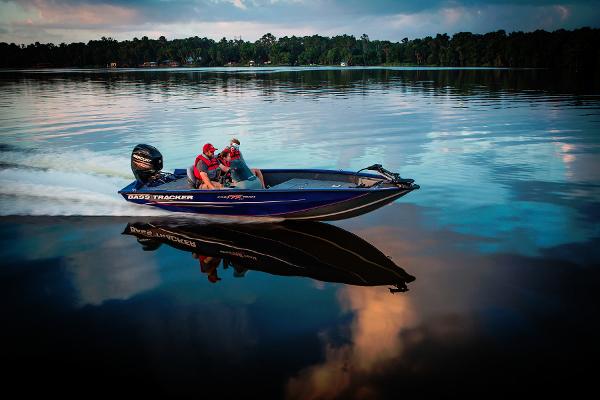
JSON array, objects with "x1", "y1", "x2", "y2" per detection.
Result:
[{"x1": 159, "y1": 59, "x2": 180, "y2": 67}]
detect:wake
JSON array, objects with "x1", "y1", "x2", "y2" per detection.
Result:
[
  {"x1": 0, "y1": 145, "x2": 282, "y2": 222},
  {"x1": 0, "y1": 146, "x2": 166, "y2": 216}
]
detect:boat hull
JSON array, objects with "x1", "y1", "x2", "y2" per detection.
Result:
[{"x1": 119, "y1": 168, "x2": 418, "y2": 221}]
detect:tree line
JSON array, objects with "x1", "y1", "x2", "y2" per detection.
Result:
[{"x1": 1, "y1": 28, "x2": 598, "y2": 70}]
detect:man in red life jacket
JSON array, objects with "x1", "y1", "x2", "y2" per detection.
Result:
[
  {"x1": 192, "y1": 253, "x2": 222, "y2": 283},
  {"x1": 225, "y1": 137, "x2": 265, "y2": 188},
  {"x1": 193, "y1": 143, "x2": 229, "y2": 189}
]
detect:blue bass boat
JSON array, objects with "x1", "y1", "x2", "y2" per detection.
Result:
[{"x1": 119, "y1": 144, "x2": 419, "y2": 221}]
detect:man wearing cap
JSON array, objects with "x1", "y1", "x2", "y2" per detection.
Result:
[{"x1": 193, "y1": 143, "x2": 229, "y2": 190}]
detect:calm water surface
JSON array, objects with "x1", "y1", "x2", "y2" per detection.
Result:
[{"x1": 1, "y1": 67, "x2": 599, "y2": 397}]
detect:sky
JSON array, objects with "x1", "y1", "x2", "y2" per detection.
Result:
[{"x1": 1, "y1": 0, "x2": 599, "y2": 44}]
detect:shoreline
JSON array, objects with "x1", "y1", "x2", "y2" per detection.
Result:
[{"x1": 0, "y1": 65, "x2": 542, "y2": 72}]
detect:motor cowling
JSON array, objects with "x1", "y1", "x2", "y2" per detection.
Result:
[{"x1": 131, "y1": 144, "x2": 163, "y2": 184}]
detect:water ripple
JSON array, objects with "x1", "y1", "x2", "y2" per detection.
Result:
[{"x1": 1, "y1": 67, "x2": 598, "y2": 250}]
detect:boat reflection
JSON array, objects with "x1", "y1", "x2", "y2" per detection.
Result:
[{"x1": 123, "y1": 221, "x2": 415, "y2": 293}]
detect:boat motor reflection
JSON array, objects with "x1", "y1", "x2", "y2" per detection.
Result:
[{"x1": 123, "y1": 221, "x2": 415, "y2": 293}]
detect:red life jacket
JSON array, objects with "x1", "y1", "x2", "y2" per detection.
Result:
[{"x1": 193, "y1": 154, "x2": 219, "y2": 179}]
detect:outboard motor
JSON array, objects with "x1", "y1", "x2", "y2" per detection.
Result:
[{"x1": 131, "y1": 144, "x2": 163, "y2": 184}]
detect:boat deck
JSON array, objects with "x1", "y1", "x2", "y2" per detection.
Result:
[
  {"x1": 142, "y1": 177, "x2": 359, "y2": 191},
  {"x1": 149, "y1": 177, "x2": 193, "y2": 191},
  {"x1": 269, "y1": 178, "x2": 355, "y2": 190}
]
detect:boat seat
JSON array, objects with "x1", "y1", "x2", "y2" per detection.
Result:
[{"x1": 187, "y1": 166, "x2": 200, "y2": 189}]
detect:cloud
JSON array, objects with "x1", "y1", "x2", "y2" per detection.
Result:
[
  {"x1": 231, "y1": 0, "x2": 248, "y2": 10},
  {"x1": 2, "y1": 0, "x2": 140, "y2": 30},
  {"x1": 1, "y1": 0, "x2": 599, "y2": 44}
]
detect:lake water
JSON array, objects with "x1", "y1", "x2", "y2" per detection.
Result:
[{"x1": 1, "y1": 67, "x2": 599, "y2": 397}]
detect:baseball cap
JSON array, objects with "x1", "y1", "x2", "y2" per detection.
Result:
[{"x1": 203, "y1": 143, "x2": 217, "y2": 153}]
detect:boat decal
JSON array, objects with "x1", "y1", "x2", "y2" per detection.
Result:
[
  {"x1": 127, "y1": 194, "x2": 194, "y2": 201},
  {"x1": 132, "y1": 154, "x2": 152, "y2": 163},
  {"x1": 217, "y1": 194, "x2": 256, "y2": 200},
  {"x1": 128, "y1": 225, "x2": 198, "y2": 248}
]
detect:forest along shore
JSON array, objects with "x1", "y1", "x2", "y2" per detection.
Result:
[{"x1": 1, "y1": 28, "x2": 598, "y2": 71}]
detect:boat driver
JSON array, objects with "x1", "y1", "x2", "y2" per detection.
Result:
[{"x1": 193, "y1": 143, "x2": 229, "y2": 189}]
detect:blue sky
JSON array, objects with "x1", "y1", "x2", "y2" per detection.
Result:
[{"x1": 1, "y1": 0, "x2": 599, "y2": 44}]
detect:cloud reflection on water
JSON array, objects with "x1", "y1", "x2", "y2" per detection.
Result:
[
  {"x1": 286, "y1": 287, "x2": 416, "y2": 400},
  {"x1": 66, "y1": 235, "x2": 161, "y2": 307},
  {"x1": 1, "y1": 68, "x2": 598, "y2": 254}
]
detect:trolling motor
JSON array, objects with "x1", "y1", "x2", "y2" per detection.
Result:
[{"x1": 355, "y1": 164, "x2": 416, "y2": 189}]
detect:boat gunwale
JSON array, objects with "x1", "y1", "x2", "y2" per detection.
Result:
[{"x1": 118, "y1": 168, "x2": 417, "y2": 194}]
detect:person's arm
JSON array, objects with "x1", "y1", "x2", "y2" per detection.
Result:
[
  {"x1": 219, "y1": 163, "x2": 230, "y2": 173},
  {"x1": 199, "y1": 171, "x2": 215, "y2": 189}
]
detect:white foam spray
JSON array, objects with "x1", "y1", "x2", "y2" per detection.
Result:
[{"x1": 0, "y1": 147, "x2": 167, "y2": 216}]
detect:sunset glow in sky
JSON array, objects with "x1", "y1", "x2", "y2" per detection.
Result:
[{"x1": 1, "y1": 0, "x2": 599, "y2": 44}]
